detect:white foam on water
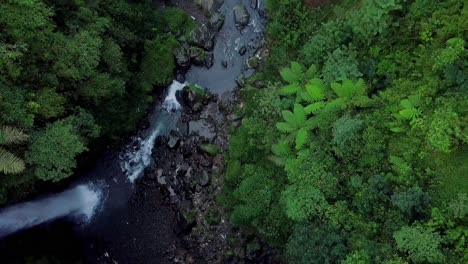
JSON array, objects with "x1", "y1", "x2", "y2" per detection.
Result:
[
  {"x1": 121, "y1": 80, "x2": 188, "y2": 182},
  {"x1": 121, "y1": 125, "x2": 162, "y2": 182},
  {"x1": 162, "y1": 80, "x2": 186, "y2": 112},
  {"x1": 0, "y1": 184, "x2": 102, "y2": 238}
]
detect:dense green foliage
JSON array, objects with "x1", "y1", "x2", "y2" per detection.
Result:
[
  {"x1": 221, "y1": 0, "x2": 467, "y2": 263},
  {"x1": 0, "y1": 0, "x2": 194, "y2": 203}
]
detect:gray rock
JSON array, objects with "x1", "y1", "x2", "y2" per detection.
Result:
[
  {"x1": 236, "y1": 74, "x2": 246, "y2": 87},
  {"x1": 208, "y1": 12, "x2": 225, "y2": 31},
  {"x1": 250, "y1": 0, "x2": 258, "y2": 9},
  {"x1": 238, "y1": 46, "x2": 247, "y2": 56},
  {"x1": 221, "y1": 60, "x2": 228, "y2": 68},
  {"x1": 233, "y1": 5, "x2": 250, "y2": 29},
  {"x1": 195, "y1": 0, "x2": 224, "y2": 13},
  {"x1": 168, "y1": 135, "x2": 180, "y2": 149},
  {"x1": 173, "y1": 46, "x2": 190, "y2": 68},
  {"x1": 190, "y1": 46, "x2": 206, "y2": 65},
  {"x1": 205, "y1": 52, "x2": 214, "y2": 69},
  {"x1": 190, "y1": 24, "x2": 215, "y2": 51},
  {"x1": 197, "y1": 171, "x2": 210, "y2": 187},
  {"x1": 254, "y1": 80, "x2": 266, "y2": 88}
]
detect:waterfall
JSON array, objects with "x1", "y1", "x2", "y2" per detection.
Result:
[
  {"x1": 0, "y1": 184, "x2": 102, "y2": 238},
  {"x1": 120, "y1": 80, "x2": 185, "y2": 182}
]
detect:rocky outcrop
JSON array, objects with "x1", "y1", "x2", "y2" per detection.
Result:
[
  {"x1": 233, "y1": 4, "x2": 250, "y2": 29},
  {"x1": 173, "y1": 46, "x2": 191, "y2": 68},
  {"x1": 208, "y1": 12, "x2": 225, "y2": 31},
  {"x1": 190, "y1": 24, "x2": 215, "y2": 51},
  {"x1": 195, "y1": 0, "x2": 224, "y2": 14}
]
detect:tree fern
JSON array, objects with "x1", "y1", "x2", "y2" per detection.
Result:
[
  {"x1": 0, "y1": 126, "x2": 29, "y2": 174},
  {"x1": 0, "y1": 147, "x2": 25, "y2": 174},
  {"x1": 0, "y1": 126, "x2": 29, "y2": 145}
]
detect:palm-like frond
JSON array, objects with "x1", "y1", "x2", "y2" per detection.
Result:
[
  {"x1": 0, "y1": 126, "x2": 29, "y2": 145},
  {"x1": 0, "y1": 147, "x2": 26, "y2": 174}
]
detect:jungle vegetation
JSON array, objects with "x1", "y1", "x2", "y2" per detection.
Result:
[{"x1": 220, "y1": 0, "x2": 467, "y2": 263}]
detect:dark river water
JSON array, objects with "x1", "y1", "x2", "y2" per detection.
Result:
[{"x1": 0, "y1": 0, "x2": 265, "y2": 263}]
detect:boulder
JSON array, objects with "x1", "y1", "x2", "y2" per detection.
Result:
[
  {"x1": 238, "y1": 46, "x2": 247, "y2": 56},
  {"x1": 190, "y1": 46, "x2": 206, "y2": 65},
  {"x1": 254, "y1": 80, "x2": 266, "y2": 88},
  {"x1": 250, "y1": 0, "x2": 258, "y2": 9},
  {"x1": 197, "y1": 170, "x2": 210, "y2": 187},
  {"x1": 195, "y1": 0, "x2": 224, "y2": 13},
  {"x1": 236, "y1": 74, "x2": 246, "y2": 87},
  {"x1": 205, "y1": 52, "x2": 214, "y2": 69},
  {"x1": 221, "y1": 60, "x2": 228, "y2": 68},
  {"x1": 190, "y1": 24, "x2": 215, "y2": 51},
  {"x1": 208, "y1": 12, "x2": 225, "y2": 31},
  {"x1": 233, "y1": 5, "x2": 250, "y2": 29},
  {"x1": 167, "y1": 135, "x2": 180, "y2": 149},
  {"x1": 181, "y1": 85, "x2": 210, "y2": 111},
  {"x1": 247, "y1": 56, "x2": 260, "y2": 68},
  {"x1": 173, "y1": 46, "x2": 190, "y2": 68}
]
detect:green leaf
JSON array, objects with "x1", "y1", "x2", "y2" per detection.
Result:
[
  {"x1": 390, "y1": 127, "x2": 406, "y2": 133},
  {"x1": 280, "y1": 68, "x2": 299, "y2": 84},
  {"x1": 271, "y1": 140, "x2": 291, "y2": 157},
  {"x1": 282, "y1": 110, "x2": 297, "y2": 127},
  {"x1": 331, "y1": 82, "x2": 346, "y2": 98},
  {"x1": 305, "y1": 80, "x2": 325, "y2": 102},
  {"x1": 304, "y1": 102, "x2": 325, "y2": 114},
  {"x1": 290, "y1": 61, "x2": 304, "y2": 77},
  {"x1": 399, "y1": 108, "x2": 421, "y2": 120},
  {"x1": 276, "y1": 122, "x2": 294, "y2": 133},
  {"x1": 305, "y1": 117, "x2": 319, "y2": 130},
  {"x1": 295, "y1": 128, "x2": 308, "y2": 150},
  {"x1": 400, "y1": 99, "x2": 413, "y2": 109},
  {"x1": 305, "y1": 64, "x2": 317, "y2": 79},
  {"x1": 354, "y1": 95, "x2": 372, "y2": 107},
  {"x1": 281, "y1": 83, "x2": 300, "y2": 95},
  {"x1": 294, "y1": 104, "x2": 305, "y2": 123},
  {"x1": 268, "y1": 155, "x2": 286, "y2": 166}
]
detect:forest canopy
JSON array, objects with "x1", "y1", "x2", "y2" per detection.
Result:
[{"x1": 220, "y1": 0, "x2": 467, "y2": 263}]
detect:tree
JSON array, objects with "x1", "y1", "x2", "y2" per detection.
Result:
[
  {"x1": 276, "y1": 104, "x2": 318, "y2": 150},
  {"x1": 391, "y1": 186, "x2": 430, "y2": 219},
  {"x1": 0, "y1": 126, "x2": 29, "y2": 174},
  {"x1": 393, "y1": 225, "x2": 444, "y2": 263},
  {"x1": 287, "y1": 223, "x2": 347, "y2": 264},
  {"x1": 27, "y1": 122, "x2": 86, "y2": 182}
]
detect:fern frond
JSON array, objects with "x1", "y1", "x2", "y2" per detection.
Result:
[
  {"x1": 341, "y1": 79, "x2": 355, "y2": 98},
  {"x1": 276, "y1": 122, "x2": 294, "y2": 133},
  {"x1": 290, "y1": 61, "x2": 304, "y2": 77},
  {"x1": 295, "y1": 128, "x2": 308, "y2": 150},
  {"x1": 304, "y1": 102, "x2": 326, "y2": 114},
  {"x1": 281, "y1": 83, "x2": 300, "y2": 95},
  {"x1": 280, "y1": 68, "x2": 300, "y2": 84},
  {"x1": 282, "y1": 110, "x2": 298, "y2": 127},
  {"x1": 305, "y1": 64, "x2": 318, "y2": 79},
  {"x1": 294, "y1": 104, "x2": 306, "y2": 123},
  {"x1": 267, "y1": 155, "x2": 286, "y2": 167},
  {"x1": 0, "y1": 147, "x2": 25, "y2": 174},
  {"x1": 400, "y1": 99, "x2": 413, "y2": 109},
  {"x1": 0, "y1": 126, "x2": 29, "y2": 145},
  {"x1": 331, "y1": 82, "x2": 345, "y2": 98},
  {"x1": 354, "y1": 79, "x2": 366, "y2": 95},
  {"x1": 271, "y1": 140, "x2": 291, "y2": 157},
  {"x1": 354, "y1": 95, "x2": 372, "y2": 107},
  {"x1": 305, "y1": 79, "x2": 325, "y2": 102},
  {"x1": 327, "y1": 98, "x2": 347, "y2": 111},
  {"x1": 399, "y1": 108, "x2": 421, "y2": 120},
  {"x1": 305, "y1": 117, "x2": 319, "y2": 130}
]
